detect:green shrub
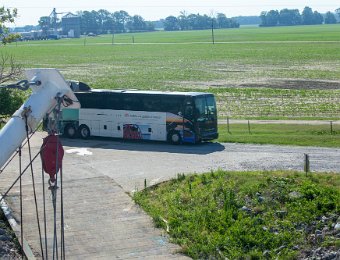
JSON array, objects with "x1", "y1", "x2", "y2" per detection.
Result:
[{"x1": 0, "y1": 88, "x2": 27, "y2": 115}]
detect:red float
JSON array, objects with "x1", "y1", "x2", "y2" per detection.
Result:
[{"x1": 40, "y1": 134, "x2": 64, "y2": 182}]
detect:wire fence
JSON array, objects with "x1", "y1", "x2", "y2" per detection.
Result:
[{"x1": 217, "y1": 92, "x2": 340, "y2": 119}]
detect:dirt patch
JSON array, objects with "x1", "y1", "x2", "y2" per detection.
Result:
[
  {"x1": 170, "y1": 78, "x2": 340, "y2": 90},
  {"x1": 241, "y1": 79, "x2": 340, "y2": 90}
]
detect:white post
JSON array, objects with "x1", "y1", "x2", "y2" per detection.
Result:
[{"x1": 0, "y1": 68, "x2": 80, "y2": 169}]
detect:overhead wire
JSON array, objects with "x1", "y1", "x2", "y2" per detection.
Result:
[
  {"x1": 42, "y1": 166, "x2": 48, "y2": 260},
  {"x1": 0, "y1": 120, "x2": 43, "y2": 175},
  {"x1": 18, "y1": 146, "x2": 24, "y2": 260}
]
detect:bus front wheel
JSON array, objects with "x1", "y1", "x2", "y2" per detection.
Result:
[
  {"x1": 168, "y1": 131, "x2": 181, "y2": 145},
  {"x1": 78, "y1": 125, "x2": 90, "y2": 139},
  {"x1": 64, "y1": 124, "x2": 77, "y2": 139}
]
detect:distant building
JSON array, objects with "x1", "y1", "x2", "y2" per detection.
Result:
[{"x1": 61, "y1": 13, "x2": 81, "y2": 38}]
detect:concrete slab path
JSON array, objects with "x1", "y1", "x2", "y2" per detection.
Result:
[{"x1": 0, "y1": 133, "x2": 188, "y2": 259}]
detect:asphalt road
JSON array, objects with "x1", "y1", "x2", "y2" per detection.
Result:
[
  {"x1": 3, "y1": 133, "x2": 339, "y2": 193},
  {"x1": 58, "y1": 135, "x2": 340, "y2": 192}
]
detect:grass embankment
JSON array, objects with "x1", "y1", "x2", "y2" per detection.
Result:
[
  {"x1": 218, "y1": 123, "x2": 340, "y2": 147},
  {"x1": 134, "y1": 170, "x2": 340, "y2": 259}
]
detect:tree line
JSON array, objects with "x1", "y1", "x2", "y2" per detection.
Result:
[
  {"x1": 38, "y1": 9, "x2": 239, "y2": 35},
  {"x1": 38, "y1": 10, "x2": 155, "y2": 35},
  {"x1": 163, "y1": 12, "x2": 239, "y2": 31},
  {"x1": 260, "y1": 6, "x2": 339, "y2": 27}
]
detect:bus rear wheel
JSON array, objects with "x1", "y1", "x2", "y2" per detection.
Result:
[
  {"x1": 78, "y1": 125, "x2": 90, "y2": 139},
  {"x1": 64, "y1": 124, "x2": 77, "y2": 139},
  {"x1": 168, "y1": 131, "x2": 181, "y2": 145}
]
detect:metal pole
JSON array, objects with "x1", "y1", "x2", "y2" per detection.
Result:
[
  {"x1": 304, "y1": 154, "x2": 310, "y2": 176},
  {"x1": 227, "y1": 117, "x2": 230, "y2": 133},
  {"x1": 330, "y1": 121, "x2": 333, "y2": 134},
  {"x1": 211, "y1": 19, "x2": 215, "y2": 44}
]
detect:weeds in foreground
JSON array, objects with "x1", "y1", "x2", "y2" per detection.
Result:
[{"x1": 134, "y1": 170, "x2": 340, "y2": 259}]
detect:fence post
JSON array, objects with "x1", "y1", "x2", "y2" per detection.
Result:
[
  {"x1": 304, "y1": 154, "x2": 310, "y2": 176},
  {"x1": 330, "y1": 121, "x2": 333, "y2": 135},
  {"x1": 227, "y1": 117, "x2": 230, "y2": 133},
  {"x1": 248, "y1": 120, "x2": 251, "y2": 134},
  {"x1": 144, "y1": 179, "x2": 147, "y2": 189}
]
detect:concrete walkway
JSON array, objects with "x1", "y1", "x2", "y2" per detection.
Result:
[{"x1": 0, "y1": 133, "x2": 188, "y2": 259}]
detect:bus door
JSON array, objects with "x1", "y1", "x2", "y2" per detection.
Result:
[
  {"x1": 182, "y1": 99, "x2": 195, "y2": 143},
  {"x1": 194, "y1": 96, "x2": 217, "y2": 139}
]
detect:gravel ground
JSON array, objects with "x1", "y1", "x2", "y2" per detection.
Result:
[{"x1": 0, "y1": 220, "x2": 21, "y2": 259}]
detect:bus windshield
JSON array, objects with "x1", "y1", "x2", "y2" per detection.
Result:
[{"x1": 194, "y1": 95, "x2": 217, "y2": 121}]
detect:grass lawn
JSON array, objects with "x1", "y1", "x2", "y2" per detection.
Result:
[
  {"x1": 2, "y1": 24, "x2": 340, "y2": 119},
  {"x1": 134, "y1": 170, "x2": 340, "y2": 259},
  {"x1": 218, "y1": 123, "x2": 340, "y2": 147}
]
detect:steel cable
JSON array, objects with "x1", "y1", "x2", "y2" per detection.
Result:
[{"x1": 24, "y1": 115, "x2": 45, "y2": 259}]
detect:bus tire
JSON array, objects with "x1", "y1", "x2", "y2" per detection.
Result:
[
  {"x1": 78, "y1": 125, "x2": 90, "y2": 139},
  {"x1": 168, "y1": 131, "x2": 181, "y2": 145},
  {"x1": 64, "y1": 124, "x2": 77, "y2": 139}
]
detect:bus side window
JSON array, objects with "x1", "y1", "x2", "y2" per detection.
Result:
[
  {"x1": 142, "y1": 95, "x2": 161, "y2": 112},
  {"x1": 161, "y1": 96, "x2": 184, "y2": 114},
  {"x1": 122, "y1": 96, "x2": 143, "y2": 111},
  {"x1": 106, "y1": 94, "x2": 122, "y2": 110}
]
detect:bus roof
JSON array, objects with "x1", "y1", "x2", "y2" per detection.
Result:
[{"x1": 77, "y1": 89, "x2": 213, "y2": 97}]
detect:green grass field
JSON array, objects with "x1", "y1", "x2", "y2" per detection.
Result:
[
  {"x1": 134, "y1": 170, "x2": 340, "y2": 259},
  {"x1": 218, "y1": 123, "x2": 340, "y2": 147},
  {"x1": 2, "y1": 24, "x2": 340, "y2": 119}
]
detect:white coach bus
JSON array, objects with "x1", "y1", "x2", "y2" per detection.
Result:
[{"x1": 58, "y1": 89, "x2": 218, "y2": 144}]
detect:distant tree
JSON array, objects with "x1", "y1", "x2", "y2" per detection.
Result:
[
  {"x1": 260, "y1": 10, "x2": 279, "y2": 26},
  {"x1": 145, "y1": 21, "x2": 155, "y2": 32},
  {"x1": 98, "y1": 9, "x2": 113, "y2": 34},
  {"x1": 79, "y1": 11, "x2": 99, "y2": 34},
  {"x1": 112, "y1": 10, "x2": 130, "y2": 33},
  {"x1": 164, "y1": 16, "x2": 180, "y2": 31},
  {"x1": 178, "y1": 11, "x2": 189, "y2": 30},
  {"x1": 196, "y1": 14, "x2": 211, "y2": 30},
  {"x1": 279, "y1": 9, "x2": 301, "y2": 26},
  {"x1": 216, "y1": 13, "x2": 230, "y2": 28},
  {"x1": 336, "y1": 8, "x2": 340, "y2": 19},
  {"x1": 313, "y1": 11, "x2": 323, "y2": 24},
  {"x1": 126, "y1": 15, "x2": 149, "y2": 32},
  {"x1": 38, "y1": 16, "x2": 51, "y2": 37},
  {"x1": 325, "y1": 12, "x2": 337, "y2": 24},
  {"x1": 230, "y1": 19, "x2": 240, "y2": 28},
  {"x1": 233, "y1": 16, "x2": 261, "y2": 26},
  {"x1": 302, "y1": 6, "x2": 314, "y2": 25}
]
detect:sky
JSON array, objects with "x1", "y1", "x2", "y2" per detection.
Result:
[{"x1": 3, "y1": 0, "x2": 340, "y2": 27}]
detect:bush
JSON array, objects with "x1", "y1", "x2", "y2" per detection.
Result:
[{"x1": 0, "y1": 88, "x2": 27, "y2": 115}]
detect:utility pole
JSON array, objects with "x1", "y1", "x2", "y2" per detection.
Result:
[{"x1": 211, "y1": 18, "x2": 215, "y2": 44}]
